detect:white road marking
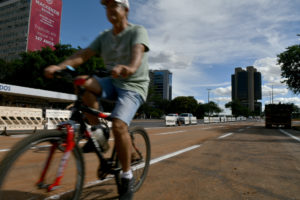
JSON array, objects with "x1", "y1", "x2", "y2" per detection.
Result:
[
  {"x1": 279, "y1": 129, "x2": 300, "y2": 142},
  {"x1": 149, "y1": 145, "x2": 201, "y2": 165},
  {"x1": 46, "y1": 144, "x2": 202, "y2": 199},
  {"x1": 0, "y1": 149, "x2": 9, "y2": 153},
  {"x1": 218, "y1": 132, "x2": 233, "y2": 139},
  {"x1": 10, "y1": 135, "x2": 28, "y2": 138},
  {"x1": 156, "y1": 130, "x2": 186, "y2": 135}
]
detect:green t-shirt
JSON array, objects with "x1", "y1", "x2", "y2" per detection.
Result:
[{"x1": 88, "y1": 23, "x2": 150, "y2": 101}]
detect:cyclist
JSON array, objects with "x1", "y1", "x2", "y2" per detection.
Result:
[{"x1": 44, "y1": 0, "x2": 149, "y2": 199}]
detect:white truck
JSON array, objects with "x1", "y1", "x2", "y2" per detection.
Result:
[{"x1": 178, "y1": 113, "x2": 197, "y2": 125}]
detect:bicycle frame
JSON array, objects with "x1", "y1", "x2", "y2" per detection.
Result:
[{"x1": 36, "y1": 76, "x2": 116, "y2": 192}]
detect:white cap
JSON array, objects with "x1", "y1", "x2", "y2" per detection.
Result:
[{"x1": 101, "y1": 0, "x2": 130, "y2": 9}]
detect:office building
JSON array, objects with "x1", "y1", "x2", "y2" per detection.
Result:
[
  {"x1": 149, "y1": 70, "x2": 172, "y2": 100},
  {"x1": 231, "y1": 66, "x2": 262, "y2": 114},
  {"x1": 0, "y1": 0, "x2": 62, "y2": 61}
]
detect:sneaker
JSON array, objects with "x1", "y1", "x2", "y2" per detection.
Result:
[{"x1": 119, "y1": 177, "x2": 135, "y2": 200}]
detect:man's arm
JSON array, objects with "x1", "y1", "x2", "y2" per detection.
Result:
[
  {"x1": 44, "y1": 48, "x2": 96, "y2": 78},
  {"x1": 111, "y1": 44, "x2": 145, "y2": 78}
]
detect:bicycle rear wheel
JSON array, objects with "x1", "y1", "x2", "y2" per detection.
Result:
[
  {"x1": 0, "y1": 130, "x2": 85, "y2": 200},
  {"x1": 115, "y1": 126, "x2": 151, "y2": 193}
]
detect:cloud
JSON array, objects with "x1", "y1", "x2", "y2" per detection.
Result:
[
  {"x1": 213, "y1": 86, "x2": 231, "y2": 97},
  {"x1": 130, "y1": 0, "x2": 300, "y2": 104},
  {"x1": 253, "y1": 57, "x2": 285, "y2": 85},
  {"x1": 262, "y1": 85, "x2": 288, "y2": 97},
  {"x1": 266, "y1": 97, "x2": 300, "y2": 107}
]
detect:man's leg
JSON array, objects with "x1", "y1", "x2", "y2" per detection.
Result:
[
  {"x1": 79, "y1": 76, "x2": 102, "y2": 125},
  {"x1": 112, "y1": 118, "x2": 132, "y2": 173}
]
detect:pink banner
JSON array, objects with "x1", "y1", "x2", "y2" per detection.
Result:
[{"x1": 27, "y1": 0, "x2": 62, "y2": 51}]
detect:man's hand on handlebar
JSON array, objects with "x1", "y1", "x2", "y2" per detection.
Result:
[
  {"x1": 111, "y1": 65, "x2": 134, "y2": 78},
  {"x1": 44, "y1": 65, "x2": 64, "y2": 79}
]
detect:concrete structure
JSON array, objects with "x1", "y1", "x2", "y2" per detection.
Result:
[
  {"x1": 149, "y1": 70, "x2": 172, "y2": 100},
  {"x1": 231, "y1": 66, "x2": 262, "y2": 114},
  {"x1": 0, "y1": 82, "x2": 75, "y2": 108}
]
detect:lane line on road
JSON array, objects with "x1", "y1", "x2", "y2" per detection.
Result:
[
  {"x1": 46, "y1": 144, "x2": 202, "y2": 199},
  {"x1": 149, "y1": 145, "x2": 201, "y2": 165},
  {"x1": 156, "y1": 130, "x2": 186, "y2": 135},
  {"x1": 0, "y1": 149, "x2": 9, "y2": 153},
  {"x1": 279, "y1": 129, "x2": 300, "y2": 142},
  {"x1": 218, "y1": 132, "x2": 233, "y2": 139}
]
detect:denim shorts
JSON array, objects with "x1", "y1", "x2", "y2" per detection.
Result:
[{"x1": 94, "y1": 76, "x2": 144, "y2": 126}]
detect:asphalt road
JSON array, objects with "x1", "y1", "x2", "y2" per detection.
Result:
[{"x1": 0, "y1": 120, "x2": 299, "y2": 200}]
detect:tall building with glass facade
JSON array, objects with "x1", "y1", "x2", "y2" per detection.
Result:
[
  {"x1": 231, "y1": 66, "x2": 262, "y2": 114},
  {"x1": 149, "y1": 70, "x2": 172, "y2": 100},
  {"x1": 0, "y1": 0, "x2": 30, "y2": 61},
  {"x1": 0, "y1": 0, "x2": 62, "y2": 61}
]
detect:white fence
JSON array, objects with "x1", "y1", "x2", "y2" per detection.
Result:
[
  {"x1": 0, "y1": 106, "x2": 43, "y2": 131},
  {"x1": 0, "y1": 106, "x2": 111, "y2": 133},
  {"x1": 165, "y1": 116, "x2": 198, "y2": 126},
  {"x1": 204, "y1": 116, "x2": 246, "y2": 123},
  {"x1": 165, "y1": 116, "x2": 177, "y2": 126}
]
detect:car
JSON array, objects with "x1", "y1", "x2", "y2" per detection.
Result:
[
  {"x1": 167, "y1": 113, "x2": 178, "y2": 119},
  {"x1": 178, "y1": 113, "x2": 194, "y2": 125}
]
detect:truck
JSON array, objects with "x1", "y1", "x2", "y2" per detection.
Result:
[{"x1": 265, "y1": 104, "x2": 293, "y2": 129}]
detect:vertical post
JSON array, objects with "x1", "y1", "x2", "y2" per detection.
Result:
[{"x1": 207, "y1": 89, "x2": 211, "y2": 123}]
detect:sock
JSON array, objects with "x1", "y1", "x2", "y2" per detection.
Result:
[{"x1": 121, "y1": 170, "x2": 133, "y2": 179}]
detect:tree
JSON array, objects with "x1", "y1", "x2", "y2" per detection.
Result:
[
  {"x1": 225, "y1": 100, "x2": 250, "y2": 117},
  {"x1": 169, "y1": 96, "x2": 198, "y2": 115},
  {"x1": 277, "y1": 35, "x2": 300, "y2": 94},
  {"x1": 0, "y1": 44, "x2": 105, "y2": 94},
  {"x1": 204, "y1": 101, "x2": 223, "y2": 116}
]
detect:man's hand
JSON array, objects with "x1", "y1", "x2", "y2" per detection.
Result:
[
  {"x1": 111, "y1": 65, "x2": 134, "y2": 78},
  {"x1": 44, "y1": 65, "x2": 63, "y2": 79}
]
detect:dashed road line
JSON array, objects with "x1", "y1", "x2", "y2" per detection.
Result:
[
  {"x1": 156, "y1": 130, "x2": 186, "y2": 135},
  {"x1": 218, "y1": 132, "x2": 234, "y2": 139},
  {"x1": 149, "y1": 145, "x2": 201, "y2": 165},
  {"x1": 0, "y1": 149, "x2": 9, "y2": 153}
]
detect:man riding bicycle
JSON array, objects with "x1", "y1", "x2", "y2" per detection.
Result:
[{"x1": 44, "y1": 0, "x2": 149, "y2": 199}]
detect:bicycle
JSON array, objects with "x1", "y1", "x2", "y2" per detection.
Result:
[{"x1": 0, "y1": 66, "x2": 151, "y2": 200}]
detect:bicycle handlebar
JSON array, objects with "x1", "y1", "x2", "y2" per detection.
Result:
[{"x1": 54, "y1": 65, "x2": 111, "y2": 81}]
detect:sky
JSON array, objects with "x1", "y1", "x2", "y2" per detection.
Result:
[{"x1": 60, "y1": 0, "x2": 300, "y2": 114}]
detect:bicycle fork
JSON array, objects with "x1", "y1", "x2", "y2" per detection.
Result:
[{"x1": 36, "y1": 125, "x2": 75, "y2": 192}]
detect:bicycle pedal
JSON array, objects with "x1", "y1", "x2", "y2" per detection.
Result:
[
  {"x1": 37, "y1": 182, "x2": 49, "y2": 189},
  {"x1": 48, "y1": 185, "x2": 61, "y2": 192}
]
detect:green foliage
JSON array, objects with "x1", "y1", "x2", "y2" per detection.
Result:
[
  {"x1": 169, "y1": 96, "x2": 198, "y2": 115},
  {"x1": 277, "y1": 37, "x2": 300, "y2": 94},
  {"x1": 0, "y1": 44, "x2": 105, "y2": 93},
  {"x1": 204, "y1": 101, "x2": 223, "y2": 116},
  {"x1": 225, "y1": 100, "x2": 250, "y2": 117}
]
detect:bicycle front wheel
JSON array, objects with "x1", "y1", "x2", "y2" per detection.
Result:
[{"x1": 0, "y1": 130, "x2": 85, "y2": 200}]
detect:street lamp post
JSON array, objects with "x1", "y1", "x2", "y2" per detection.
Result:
[{"x1": 207, "y1": 89, "x2": 211, "y2": 122}]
